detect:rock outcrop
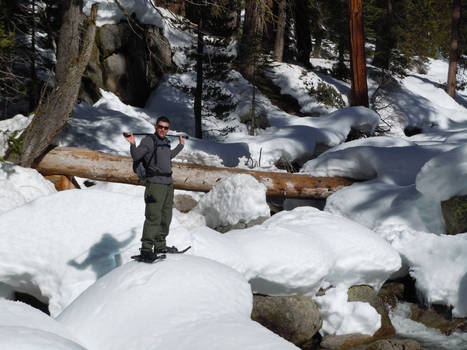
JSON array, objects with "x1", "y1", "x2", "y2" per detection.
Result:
[
  {"x1": 251, "y1": 295, "x2": 322, "y2": 348},
  {"x1": 80, "y1": 19, "x2": 172, "y2": 107}
]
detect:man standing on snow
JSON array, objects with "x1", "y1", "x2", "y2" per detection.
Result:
[{"x1": 125, "y1": 116, "x2": 184, "y2": 262}]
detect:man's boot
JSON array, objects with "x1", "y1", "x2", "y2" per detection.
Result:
[{"x1": 140, "y1": 250, "x2": 157, "y2": 263}]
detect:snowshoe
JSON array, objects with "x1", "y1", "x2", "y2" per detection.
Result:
[
  {"x1": 161, "y1": 246, "x2": 191, "y2": 254},
  {"x1": 131, "y1": 250, "x2": 166, "y2": 263}
]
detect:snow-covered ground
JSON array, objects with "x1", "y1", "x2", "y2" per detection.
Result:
[{"x1": 1, "y1": 2, "x2": 467, "y2": 349}]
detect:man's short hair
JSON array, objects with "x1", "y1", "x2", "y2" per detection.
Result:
[{"x1": 156, "y1": 116, "x2": 170, "y2": 125}]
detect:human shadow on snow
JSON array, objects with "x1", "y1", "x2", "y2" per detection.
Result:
[{"x1": 68, "y1": 230, "x2": 136, "y2": 278}]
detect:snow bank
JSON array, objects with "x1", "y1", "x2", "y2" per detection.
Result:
[
  {"x1": 0, "y1": 189, "x2": 147, "y2": 316},
  {"x1": 378, "y1": 225, "x2": 467, "y2": 317},
  {"x1": 266, "y1": 62, "x2": 348, "y2": 114},
  {"x1": 57, "y1": 256, "x2": 297, "y2": 350},
  {"x1": 416, "y1": 144, "x2": 467, "y2": 201},
  {"x1": 0, "y1": 300, "x2": 85, "y2": 350},
  {"x1": 193, "y1": 174, "x2": 270, "y2": 228},
  {"x1": 0, "y1": 162, "x2": 56, "y2": 214},
  {"x1": 301, "y1": 139, "x2": 462, "y2": 234}
]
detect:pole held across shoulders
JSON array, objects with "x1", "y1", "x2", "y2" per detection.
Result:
[{"x1": 122, "y1": 132, "x2": 189, "y2": 139}]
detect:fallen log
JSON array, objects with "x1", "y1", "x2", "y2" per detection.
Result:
[{"x1": 34, "y1": 147, "x2": 355, "y2": 199}]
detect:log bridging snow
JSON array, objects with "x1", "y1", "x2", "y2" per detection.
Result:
[{"x1": 34, "y1": 147, "x2": 356, "y2": 199}]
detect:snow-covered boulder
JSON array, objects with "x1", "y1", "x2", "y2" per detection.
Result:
[
  {"x1": 192, "y1": 174, "x2": 270, "y2": 229},
  {"x1": 378, "y1": 225, "x2": 467, "y2": 317},
  {"x1": 0, "y1": 162, "x2": 56, "y2": 214},
  {"x1": 57, "y1": 255, "x2": 298, "y2": 350},
  {"x1": 0, "y1": 300, "x2": 85, "y2": 350}
]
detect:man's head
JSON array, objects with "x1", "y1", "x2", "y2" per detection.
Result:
[{"x1": 155, "y1": 116, "x2": 170, "y2": 138}]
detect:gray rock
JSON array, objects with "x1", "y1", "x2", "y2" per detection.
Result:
[
  {"x1": 173, "y1": 194, "x2": 198, "y2": 213},
  {"x1": 97, "y1": 24, "x2": 125, "y2": 58},
  {"x1": 252, "y1": 295, "x2": 322, "y2": 347},
  {"x1": 366, "y1": 339, "x2": 421, "y2": 350},
  {"x1": 441, "y1": 194, "x2": 467, "y2": 234},
  {"x1": 215, "y1": 216, "x2": 269, "y2": 233},
  {"x1": 320, "y1": 333, "x2": 372, "y2": 349},
  {"x1": 348, "y1": 285, "x2": 396, "y2": 338},
  {"x1": 377, "y1": 282, "x2": 405, "y2": 309}
]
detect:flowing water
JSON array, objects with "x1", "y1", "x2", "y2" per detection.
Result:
[{"x1": 390, "y1": 303, "x2": 467, "y2": 350}]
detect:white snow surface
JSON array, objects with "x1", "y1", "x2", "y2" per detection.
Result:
[{"x1": 416, "y1": 144, "x2": 467, "y2": 201}]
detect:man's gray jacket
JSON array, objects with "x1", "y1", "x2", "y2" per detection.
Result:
[{"x1": 130, "y1": 134, "x2": 184, "y2": 184}]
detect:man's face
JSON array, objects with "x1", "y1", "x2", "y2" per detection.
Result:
[{"x1": 155, "y1": 121, "x2": 170, "y2": 138}]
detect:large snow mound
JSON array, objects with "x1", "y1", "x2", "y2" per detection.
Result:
[
  {"x1": 173, "y1": 207, "x2": 401, "y2": 295},
  {"x1": 57, "y1": 255, "x2": 297, "y2": 350}
]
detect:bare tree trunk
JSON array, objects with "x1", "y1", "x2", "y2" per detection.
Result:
[
  {"x1": 5, "y1": 4, "x2": 98, "y2": 167},
  {"x1": 295, "y1": 0, "x2": 312, "y2": 67},
  {"x1": 194, "y1": 9, "x2": 204, "y2": 139},
  {"x1": 273, "y1": 0, "x2": 286, "y2": 62},
  {"x1": 239, "y1": 0, "x2": 265, "y2": 79},
  {"x1": 34, "y1": 147, "x2": 356, "y2": 199},
  {"x1": 447, "y1": 0, "x2": 461, "y2": 99},
  {"x1": 55, "y1": 0, "x2": 82, "y2": 85},
  {"x1": 348, "y1": 0, "x2": 368, "y2": 107}
]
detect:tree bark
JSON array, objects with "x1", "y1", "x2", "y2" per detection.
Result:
[
  {"x1": 273, "y1": 0, "x2": 286, "y2": 62},
  {"x1": 294, "y1": 0, "x2": 312, "y2": 67},
  {"x1": 348, "y1": 0, "x2": 369, "y2": 107},
  {"x1": 5, "y1": 4, "x2": 98, "y2": 167},
  {"x1": 238, "y1": 0, "x2": 265, "y2": 79},
  {"x1": 34, "y1": 147, "x2": 356, "y2": 199},
  {"x1": 55, "y1": 0, "x2": 82, "y2": 85},
  {"x1": 447, "y1": 0, "x2": 461, "y2": 99}
]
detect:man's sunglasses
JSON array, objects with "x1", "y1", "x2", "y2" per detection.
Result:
[{"x1": 157, "y1": 125, "x2": 169, "y2": 130}]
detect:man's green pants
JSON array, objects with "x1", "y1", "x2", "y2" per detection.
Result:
[{"x1": 141, "y1": 182, "x2": 174, "y2": 252}]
